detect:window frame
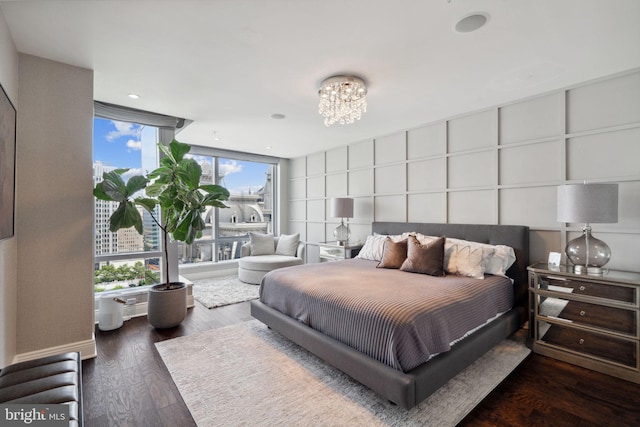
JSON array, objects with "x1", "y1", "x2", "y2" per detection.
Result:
[{"x1": 185, "y1": 145, "x2": 281, "y2": 264}]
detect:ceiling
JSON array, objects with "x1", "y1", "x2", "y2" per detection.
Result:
[{"x1": 1, "y1": 1, "x2": 639, "y2": 159}]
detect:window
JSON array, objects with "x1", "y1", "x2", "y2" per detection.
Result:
[
  {"x1": 93, "y1": 117, "x2": 163, "y2": 292},
  {"x1": 177, "y1": 151, "x2": 277, "y2": 264}
]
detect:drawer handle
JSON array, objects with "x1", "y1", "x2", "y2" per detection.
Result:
[
  {"x1": 579, "y1": 285, "x2": 586, "y2": 291},
  {"x1": 580, "y1": 310, "x2": 586, "y2": 317},
  {"x1": 579, "y1": 338, "x2": 585, "y2": 345}
]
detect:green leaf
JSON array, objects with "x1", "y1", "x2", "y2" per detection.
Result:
[
  {"x1": 93, "y1": 183, "x2": 114, "y2": 201},
  {"x1": 135, "y1": 197, "x2": 157, "y2": 213},
  {"x1": 173, "y1": 212, "x2": 192, "y2": 242},
  {"x1": 200, "y1": 184, "x2": 230, "y2": 199},
  {"x1": 109, "y1": 201, "x2": 143, "y2": 234},
  {"x1": 176, "y1": 159, "x2": 202, "y2": 189},
  {"x1": 169, "y1": 140, "x2": 191, "y2": 162},
  {"x1": 126, "y1": 175, "x2": 149, "y2": 195},
  {"x1": 145, "y1": 181, "x2": 165, "y2": 197},
  {"x1": 99, "y1": 170, "x2": 129, "y2": 201}
]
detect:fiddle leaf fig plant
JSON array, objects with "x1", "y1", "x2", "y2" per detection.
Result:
[{"x1": 94, "y1": 139, "x2": 230, "y2": 290}]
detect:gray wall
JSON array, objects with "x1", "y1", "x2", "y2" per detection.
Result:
[
  {"x1": 14, "y1": 55, "x2": 95, "y2": 361},
  {"x1": 288, "y1": 70, "x2": 640, "y2": 270},
  {"x1": 0, "y1": 8, "x2": 19, "y2": 368}
]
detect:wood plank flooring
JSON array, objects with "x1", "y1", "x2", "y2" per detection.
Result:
[{"x1": 83, "y1": 301, "x2": 640, "y2": 426}]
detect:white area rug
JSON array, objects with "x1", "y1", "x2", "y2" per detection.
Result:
[
  {"x1": 156, "y1": 320, "x2": 530, "y2": 426},
  {"x1": 191, "y1": 275, "x2": 259, "y2": 308}
]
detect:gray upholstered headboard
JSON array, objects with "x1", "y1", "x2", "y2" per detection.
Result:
[{"x1": 371, "y1": 222, "x2": 530, "y2": 316}]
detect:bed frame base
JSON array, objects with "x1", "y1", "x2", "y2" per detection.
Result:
[
  {"x1": 251, "y1": 222, "x2": 529, "y2": 409},
  {"x1": 251, "y1": 300, "x2": 522, "y2": 409}
]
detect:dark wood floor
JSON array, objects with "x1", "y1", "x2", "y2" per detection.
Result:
[{"x1": 83, "y1": 301, "x2": 640, "y2": 426}]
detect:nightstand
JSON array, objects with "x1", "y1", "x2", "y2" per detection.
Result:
[
  {"x1": 317, "y1": 241, "x2": 362, "y2": 262},
  {"x1": 528, "y1": 262, "x2": 640, "y2": 383}
]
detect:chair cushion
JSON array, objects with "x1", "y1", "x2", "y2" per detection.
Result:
[
  {"x1": 275, "y1": 233, "x2": 300, "y2": 256},
  {"x1": 239, "y1": 255, "x2": 303, "y2": 271},
  {"x1": 249, "y1": 232, "x2": 275, "y2": 255}
]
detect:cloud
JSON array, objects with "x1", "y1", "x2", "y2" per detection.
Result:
[
  {"x1": 219, "y1": 159, "x2": 243, "y2": 177},
  {"x1": 126, "y1": 139, "x2": 142, "y2": 151},
  {"x1": 121, "y1": 168, "x2": 145, "y2": 182},
  {"x1": 107, "y1": 121, "x2": 142, "y2": 141}
]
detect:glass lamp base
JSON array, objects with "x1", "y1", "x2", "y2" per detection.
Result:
[
  {"x1": 565, "y1": 226, "x2": 611, "y2": 275},
  {"x1": 334, "y1": 222, "x2": 350, "y2": 244}
]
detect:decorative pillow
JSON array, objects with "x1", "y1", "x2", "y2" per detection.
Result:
[
  {"x1": 444, "y1": 238, "x2": 495, "y2": 279},
  {"x1": 356, "y1": 234, "x2": 387, "y2": 261},
  {"x1": 483, "y1": 245, "x2": 516, "y2": 277},
  {"x1": 377, "y1": 237, "x2": 408, "y2": 269},
  {"x1": 400, "y1": 236, "x2": 445, "y2": 276},
  {"x1": 275, "y1": 233, "x2": 300, "y2": 257},
  {"x1": 249, "y1": 232, "x2": 275, "y2": 256}
]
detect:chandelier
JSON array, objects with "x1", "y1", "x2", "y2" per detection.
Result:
[{"x1": 318, "y1": 75, "x2": 367, "y2": 126}]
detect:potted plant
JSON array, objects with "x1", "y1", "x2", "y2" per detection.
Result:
[{"x1": 94, "y1": 140, "x2": 229, "y2": 328}]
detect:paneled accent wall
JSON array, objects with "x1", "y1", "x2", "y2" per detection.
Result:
[{"x1": 288, "y1": 70, "x2": 640, "y2": 270}]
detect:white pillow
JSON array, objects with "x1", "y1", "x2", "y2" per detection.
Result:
[
  {"x1": 484, "y1": 245, "x2": 516, "y2": 277},
  {"x1": 444, "y1": 238, "x2": 495, "y2": 279},
  {"x1": 275, "y1": 233, "x2": 300, "y2": 257},
  {"x1": 356, "y1": 234, "x2": 387, "y2": 261},
  {"x1": 249, "y1": 232, "x2": 275, "y2": 256}
]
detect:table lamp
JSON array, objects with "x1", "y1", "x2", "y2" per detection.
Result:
[
  {"x1": 330, "y1": 197, "x2": 354, "y2": 245},
  {"x1": 557, "y1": 183, "x2": 618, "y2": 275}
]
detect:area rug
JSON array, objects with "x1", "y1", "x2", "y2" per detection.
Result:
[
  {"x1": 191, "y1": 275, "x2": 259, "y2": 308},
  {"x1": 156, "y1": 320, "x2": 530, "y2": 426}
]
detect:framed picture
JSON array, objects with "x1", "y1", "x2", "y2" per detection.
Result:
[
  {"x1": 0, "y1": 82, "x2": 16, "y2": 241},
  {"x1": 548, "y1": 251, "x2": 562, "y2": 269}
]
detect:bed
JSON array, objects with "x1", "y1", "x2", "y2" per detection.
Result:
[{"x1": 250, "y1": 222, "x2": 530, "y2": 409}]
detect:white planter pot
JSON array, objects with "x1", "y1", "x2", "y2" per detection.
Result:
[{"x1": 147, "y1": 282, "x2": 187, "y2": 328}]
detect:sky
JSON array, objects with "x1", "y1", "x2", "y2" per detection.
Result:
[{"x1": 93, "y1": 118, "x2": 271, "y2": 194}]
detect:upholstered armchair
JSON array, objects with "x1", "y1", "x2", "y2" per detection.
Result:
[{"x1": 238, "y1": 233, "x2": 305, "y2": 285}]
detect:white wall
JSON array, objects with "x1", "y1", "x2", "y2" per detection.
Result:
[
  {"x1": 15, "y1": 54, "x2": 95, "y2": 360},
  {"x1": 0, "y1": 8, "x2": 19, "y2": 368},
  {"x1": 289, "y1": 70, "x2": 640, "y2": 271}
]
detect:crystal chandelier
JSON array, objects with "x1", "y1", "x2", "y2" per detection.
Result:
[{"x1": 318, "y1": 75, "x2": 367, "y2": 126}]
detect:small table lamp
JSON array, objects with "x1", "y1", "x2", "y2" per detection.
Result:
[
  {"x1": 557, "y1": 183, "x2": 618, "y2": 275},
  {"x1": 330, "y1": 197, "x2": 354, "y2": 245}
]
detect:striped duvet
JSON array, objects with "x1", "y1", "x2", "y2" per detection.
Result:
[{"x1": 259, "y1": 258, "x2": 514, "y2": 372}]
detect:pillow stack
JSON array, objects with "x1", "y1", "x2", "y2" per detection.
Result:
[
  {"x1": 357, "y1": 231, "x2": 516, "y2": 280},
  {"x1": 375, "y1": 235, "x2": 446, "y2": 277},
  {"x1": 249, "y1": 232, "x2": 300, "y2": 257}
]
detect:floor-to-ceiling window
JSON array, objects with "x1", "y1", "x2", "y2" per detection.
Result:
[
  {"x1": 178, "y1": 148, "x2": 278, "y2": 265},
  {"x1": 93, "y1": 117, "x2": 163, "y2": 292}
]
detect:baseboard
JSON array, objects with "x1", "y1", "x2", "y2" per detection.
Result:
[{"x1": 12, "y1": 334, "x2": 97, "y2": 364}]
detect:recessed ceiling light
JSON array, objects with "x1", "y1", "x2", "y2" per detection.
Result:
[
  {"x1": 454, "y1": 13, "x2": 489, "y2": 34},
  {"x1": 270, "y1": 113, "x2": 286, "y2": 120},
  {"x1": 128, "y1": 93, "x2": 140, "y2": 99},
  {"x1": 266, "y1": 146, "x2": 272, "y2": 150},
  {"x1": 212, "y1": 131, "x2": 221, "y2": 141}
]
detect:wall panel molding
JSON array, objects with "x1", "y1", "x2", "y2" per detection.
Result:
[{"x1": 288, "y1": 69, "x2": 640, "y2": 269}]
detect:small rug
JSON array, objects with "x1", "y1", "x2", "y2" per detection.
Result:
[
  {"x1": 191, "y1": 275, "x2": 259, "y2": 309},
  {"x1": 156, "y1": 320, "x2": 530, "y2": 426}
]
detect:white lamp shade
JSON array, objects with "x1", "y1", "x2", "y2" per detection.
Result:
[
  {"x1": 557, "y1": 183, "x2": 618, "y2": 223},
  {"x1": 330, "y1": 197, "x2": 354, "y2": 218}
]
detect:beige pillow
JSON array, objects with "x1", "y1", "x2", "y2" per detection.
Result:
[
  {"x1": 444, "y1": 238, "x2": 495, "y2": 279},
  {"x1": 377, "y1": 237, "x2": 408, "y2": 269},
  {"x1": 356, "y1": 234, "x2": 387, "y2": 261},
  {"x1": 275, "y1": 233, "x2": 300, "y2": 256},
  {"x1": 400, "y1": 236, "x2": 445, "y2": 276},
  {"x1": 249, "y1": 232, "x2": 275, "y2": 255}
]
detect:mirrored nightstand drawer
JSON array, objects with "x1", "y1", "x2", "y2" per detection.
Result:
[
  {"x1": 537, "y1": 321, "x2": 637, "y2": 368},
  {"x1": 538, "y1": 294, "x2": 636, "y2": 335},
  {"x1": 541, "y1": 275, "x2": 636, "y2": 304}
]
